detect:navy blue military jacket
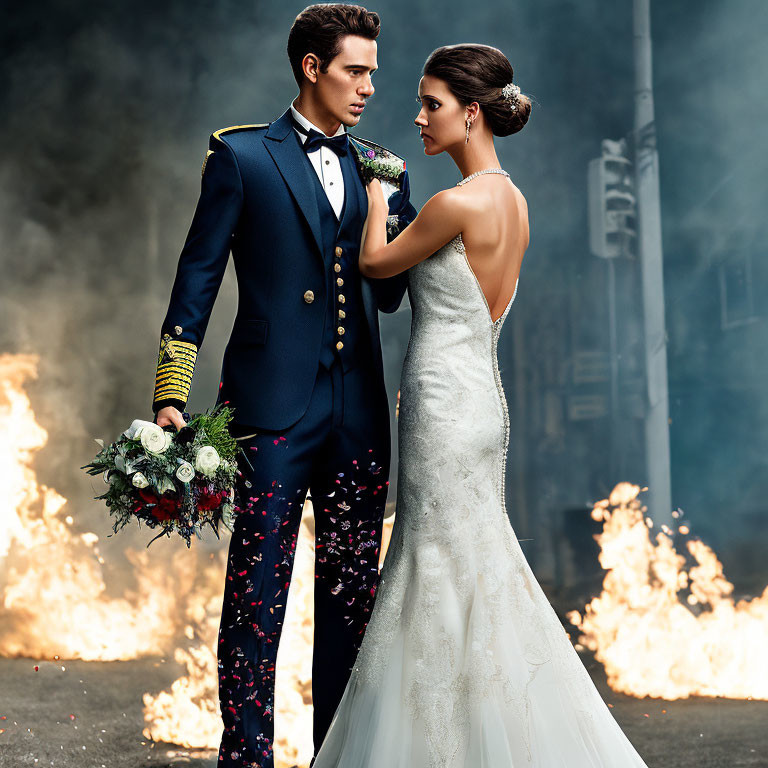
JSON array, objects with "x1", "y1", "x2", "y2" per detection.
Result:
[{"x1": 152, "y1": 109, "x2": 416, "y2": 430}]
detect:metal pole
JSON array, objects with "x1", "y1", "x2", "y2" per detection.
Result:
[
  {"x1": 634, "y1": 0, "x2": 673, "y2": 525},
  {"x1": 607, "y1": 257, "x2": 620, "y2": 483}
]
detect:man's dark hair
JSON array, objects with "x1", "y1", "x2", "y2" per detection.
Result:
[{"x1": 287, "y1": 4, "x2": 381, "y2": 86}]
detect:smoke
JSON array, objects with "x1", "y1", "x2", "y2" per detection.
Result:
[{"x1": 653, "y1": 0, "x2": 768, "y2": 590}]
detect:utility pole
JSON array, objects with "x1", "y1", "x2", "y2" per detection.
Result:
[{"x1": 634, "y1": 0, "x2": 672, "y2": 525}]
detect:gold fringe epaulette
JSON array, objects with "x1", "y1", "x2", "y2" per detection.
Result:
[
  {"x1": 153, "y1": 334, "x2": 198, "y2": 405},
  {"x1": 203, "y1": 125, "x2": 269, "y2": 175}
]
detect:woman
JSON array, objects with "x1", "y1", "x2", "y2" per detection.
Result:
[{"x1": 313, "y1": 44, "x2": 649, "y2": 767}]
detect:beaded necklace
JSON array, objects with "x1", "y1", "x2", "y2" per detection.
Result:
[{"x1": 456, "y1": 168, "x2": 510, "y2": 186}]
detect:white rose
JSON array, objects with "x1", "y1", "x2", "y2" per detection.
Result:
[
  {"x1": 140, "y1": 424, "x2": 170, "y2": 454},
  {"x1": 132, "y1": 472, "x2": 149, "y2": 488},
  {"x1": 176, "y1": 461, "x2": 195, "y2": 483},
  {"x1": 195, "y1": 446, "x2": 220, "y2": 477},
  {"x1": 123, "y1": 419, "x2": 170, "y2": 454}
]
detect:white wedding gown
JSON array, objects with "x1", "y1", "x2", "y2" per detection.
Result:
[{"x1": 313, "y1": 234, "x2": 649, "y2": 767}]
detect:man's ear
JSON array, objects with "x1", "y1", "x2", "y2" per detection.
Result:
[{"x1": 302, "y1": 53, "x2": 320, "y2": 84}]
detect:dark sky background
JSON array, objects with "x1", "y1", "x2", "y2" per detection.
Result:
[{"x1": 2, "y1": 0, "x2": 766, "y2": 599}]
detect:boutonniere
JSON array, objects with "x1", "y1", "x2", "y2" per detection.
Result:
[{"x1": 349, "y1": 136, "x2": 406, "y2": 188}]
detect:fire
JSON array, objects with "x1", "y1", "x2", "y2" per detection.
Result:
[
  {"x1": 0, "y1": 353, "x2": 190, "y2": 660},
  {"x1": 0, "y1": 352, "x2": 394, "y2": 768},
  {"x1": 141, "y1": 549, "x2": 228, "y2": 750},
  {"x1": 568, "y1": 482, "x2": 768, "y2": 700}
]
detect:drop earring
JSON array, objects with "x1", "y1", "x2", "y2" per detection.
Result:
[{"x1": 465, "y1": 117, "x2": 472, "y2": 144}]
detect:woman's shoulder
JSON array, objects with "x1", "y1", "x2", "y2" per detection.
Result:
[{"x1": 422, "y1": 185, "x2": 474, "y2": 221}]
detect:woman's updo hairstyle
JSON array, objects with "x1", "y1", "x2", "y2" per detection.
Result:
[{"x1": 422, "y1": 44, "x2": 531, "y2": 136}]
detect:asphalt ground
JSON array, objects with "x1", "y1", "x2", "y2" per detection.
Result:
[{"x1": 1, "y1": 653, "x2": 766, "y2": 768}]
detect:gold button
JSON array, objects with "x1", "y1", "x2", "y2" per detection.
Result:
[
  {"x1": 337, "y1": 326, "x2": 345, "y2": 335},
  {"x1": 336, "y1": 341, "x2": 344, "y2": 350},
  {"x1": 336, "y1": 277, "x2": 344, "y2": 287},
  {"x1": 338, "y1": 309, "x2": 346, "y2": 319},
  {"x1": 303, "y1": 290, "x2": 315, "y2": 304},
  {"x1": 174, "y1": 325, "x2": 183, "y2": 335},
  {"x1": 338, "y1": 294, "x2": 345, "y2": 304},
  {"x1": 335, "y1": 246, "x2": 343, "y2": 258},
  {"x1": 334, "y1": 263, "x2": 342, "y2": 273}
]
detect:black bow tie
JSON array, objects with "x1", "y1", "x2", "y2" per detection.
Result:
[{"x1": 294, "y1": 122, "x2": 349, "y2": 157}]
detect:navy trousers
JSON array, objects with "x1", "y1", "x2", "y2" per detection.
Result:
[{"x1": 217, "y1": 357, "x2": 390, "y2": 768}]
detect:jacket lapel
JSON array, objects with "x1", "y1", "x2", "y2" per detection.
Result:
[
  {"x1": 263, "y1": 110, "x2": 323, "y2": 257},
  {"x1": 337, "y1": 150, "x2": 366, "y2": 236}
]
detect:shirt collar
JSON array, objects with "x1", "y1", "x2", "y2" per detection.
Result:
[{"x1": 290, "y1": 103, "x2": 346, "y2": 144}]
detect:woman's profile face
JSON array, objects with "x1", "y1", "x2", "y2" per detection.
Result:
[{"x1": 414, "y1": 75, "x2": 467, "y2": 155}]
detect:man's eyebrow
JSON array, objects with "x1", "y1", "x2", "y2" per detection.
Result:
[{"x1": 345, "y1": 64, "x2": 377, "y2": 71}]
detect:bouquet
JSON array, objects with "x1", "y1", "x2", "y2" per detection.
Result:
[{"x1": 82, "y1": 405, "x2": 241, "y2": 547}]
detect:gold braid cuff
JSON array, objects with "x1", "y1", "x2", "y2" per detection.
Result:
[{"x1": 153, "y1": 334, "x2": 198, "y2": 405}]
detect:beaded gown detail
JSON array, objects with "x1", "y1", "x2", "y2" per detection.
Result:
[{"x1": 313, "y1": 233, "x2": 648, "y2": 767}]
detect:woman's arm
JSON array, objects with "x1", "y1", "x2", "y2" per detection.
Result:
[{"x1": 361, "y1": 179, "x2": 466, "y2": 279}]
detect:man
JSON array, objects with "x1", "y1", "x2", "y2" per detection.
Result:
[{"x1": 151, "y1": 5, "x2": 415, "y2": 767}]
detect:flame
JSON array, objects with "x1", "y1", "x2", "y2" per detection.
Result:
[
  {"x1": 141, "y1": 550, "x2": 228, "y2": 750},
  {"x1": 0, "y1": 353, "x2": 197, "y2": 660},
  {"x1": 568, "y1": 482, "x2": 768, "y2": 700}
]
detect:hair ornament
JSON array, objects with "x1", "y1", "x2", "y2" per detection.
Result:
[{"x1": 501, "y1": 82, "x2": 521, "y2": 112}]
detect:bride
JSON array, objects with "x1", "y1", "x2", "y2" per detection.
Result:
[{"x1": 312, "y1": 44, "x2": 649, "y2": 767}]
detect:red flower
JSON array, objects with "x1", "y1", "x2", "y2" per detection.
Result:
[
  {"x1": 152, "y1": 496, "x2": 180, "y2": 521},
  {"x1": 138, "y1": 488, "x2": 159, "y2": 505},
  {"x1": 198, "y1": 490, "x2": 224, "y2": 511}
]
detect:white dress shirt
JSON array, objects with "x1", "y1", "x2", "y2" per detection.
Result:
[{"x1": 290, "y1": 103, "x2": 346, "y2": 219}]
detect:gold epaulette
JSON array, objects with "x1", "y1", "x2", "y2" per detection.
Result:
[
  {"x1": 153, "y1": 334, "x2": 198, "y2": 405},
  {"x1": 203, "y1": 125, "x2": 269, "y2": 176},
  {"x1": 212, "y1": 124, "x2": 269, "y2": 141}
]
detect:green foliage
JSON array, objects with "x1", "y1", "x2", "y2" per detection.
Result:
[{"x1": 188, "y1": 404, "x2": 237, "y2": 460}]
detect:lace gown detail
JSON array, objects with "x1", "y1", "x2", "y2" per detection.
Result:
[{"x1": 313, "y1": 236, "x2": 648, "y2": 767}]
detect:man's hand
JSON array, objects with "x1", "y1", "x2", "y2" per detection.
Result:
[{"x1": 155, "y1": 405, "x2": 186, "y2": 431}]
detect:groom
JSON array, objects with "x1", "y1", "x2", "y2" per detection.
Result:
[{"x1": 151, "y1": 4, "x2": 415, "y2": 767}]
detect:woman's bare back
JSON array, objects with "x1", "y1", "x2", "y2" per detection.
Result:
[{"x1": 456, "y1": 175, "x2": 529, "y2": 322}]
